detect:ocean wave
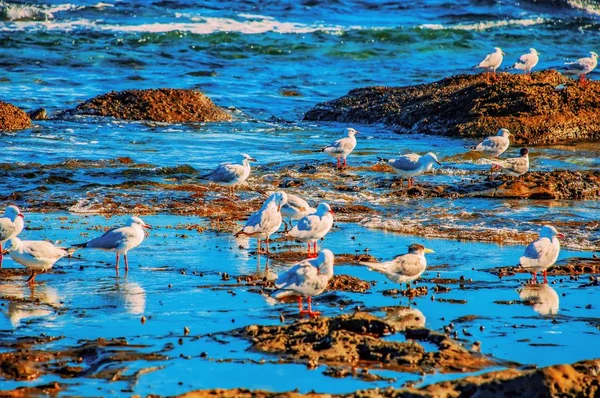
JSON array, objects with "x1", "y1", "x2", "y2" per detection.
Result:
[
  {"x1": 567, "y1": 0, "x2": 600, "y2": 16},
  {"x1": 0, "y1": 1, "x2": 83, "y2": 21},
  {"x1": 420, "y1": 17, "x2": 546, "y2": 31}
]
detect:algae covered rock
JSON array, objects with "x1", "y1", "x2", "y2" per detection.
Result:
[{"x1": 0, "y1": 101, "x2": 31, "y2": 131}]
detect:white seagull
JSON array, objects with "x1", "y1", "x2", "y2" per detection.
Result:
[
  {"x1": 519, "y1": 225, "x2": 564, "y2": 284},
  {"x1": 491, "y1": 148, "x2": 529, "y2": 177},
  {"x1": 235, "y1": 191, "x2": 288, "y2": 254},
  {"x1": 6, "y1": 237, "x2": 74, "y2": 284},
  {"x1": 201, "y1": 153, "x2": 256, "y2": 196},
  {"x1": 470, "y1": 128, "x2": 511, "y2": 158},
  {"x1": 474, "y1": 47, "x2": 505, "y2": 78},
  {"x1": 562, "y1": 51, "x2": 598, "y2": 84},
  {"x1": 509, "y1": 48, "x2": 539, "y2": 77},
  {"x1": 360, "y1": 244, "x2": 434, "y2": 289},
  {"x1": 272, "y1": 249, "x2": 334, "y2": 318},
  {"x1": 280, "y1": 193, "x2": 315, "y2": 232},
  {"x1": 380, "y1": 152, "x2": 441, "y2": 188},
  {"x1": 73, "y1": 216, "x2": 152, "y2": 271},
  {"x1": 0, "y1": 205, "x2": 24, "y2": 268},
  {"x1": 322, "y1": 127, "x2": 359, "y2": 169},
  {"x1": 288, "y1": 203, "x2": 334, "y2": 258}
]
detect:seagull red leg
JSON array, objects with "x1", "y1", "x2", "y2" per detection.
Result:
[
  {"x1": 543, "y1": 270, "x2": 548, "y2": 284},
  {"x1": 26, "y1": 271, "x2": 36, "y2": 285},
  {"x1": 115, "y1": 253, "x2": 120, "y2": 270},
  {"x1": 0, "y1": 243, "x2": 3, "y2": 269},
  {"x1": 306, "y1": 242, "x2": 311, "y2": 258},
  {"x1": 266, "y1": 237, "x2": 271, "y2": 254},
  {"x1": 298, "y1": 296, "x2": 303, "y2": 312},
  {"x1": 124, "y1": 254, "x2": 129, "y2": 271},
  {"x1": 307, "y1": 296, "x2": 320, "y2": 318}
]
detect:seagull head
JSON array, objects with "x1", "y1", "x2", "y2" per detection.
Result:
[
  {"x1": 271, "y1": 191, "x2": 288, "y2": 211},
  {"x1": 540, "y1": 225, "x2": 564, "y2": 239},
  {"x1": 4, "y1": 205, "x2": 24, "y2": 222},
  {"x1": 408, "y1": 243, "x2": 435, "y2": 257},
  {"x1": 240, "y1": 153, "x2": 257, "y2": 162},
  {"x1": 530, "y1": 48, "x2": 539, "y2": 55},
  {"x1": 423, "y1": 152, "x2": 442, "y2": 166},
  {"x1": 498, "y1": 128, "x2": 511, "y2": 138},
  {"x1": 316, "y1": 249, "x2": 335, "y2": 276},
  {"x1": 346, "y1": 128, "x2": 359, "y2": 137},
  {"x1": 494, "y1": 47, "x2": 505, "y2": 55},
  {"x1": 128, "y1": 216, "x2": 152, "y2": 230},
  {"x1": 590, "y1": 51, "x2": 599, "y2": 59},
  {"x1": 520, "y1": 148, "x2": 529, "y2": 157},
  {"x1": 316, "y1": 203, "x2": 334, "y2": 216}
]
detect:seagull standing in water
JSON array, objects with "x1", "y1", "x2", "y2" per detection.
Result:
[
  {"x1": 469, "y1": 128, "x2": 511, "y2": 158},
  {"x1": 519, "y1": 225, "x2": 564, "y2": 284},
  {"x1": 201, "y1": 153, "x2": 256, "y2": 196},
  {"x1": 474, "y1": 47, "x2": 505, "y2": 80},
  {"x1": 562, "y1": 51, "x2": 598, "y2": 85},
  {"x1": 491, "y1": 148, "x2": 529, "y2": 177},
  {"x1": 322, "y1": 127, "x2": 359, "y2": 169},
  {"x1": 280, "y1": 193, "x2": 315, "y2": 232},
  {"x1": 73, "y1": 216, "x2": 152, "y2": 271},
  {"x1": 0, "y1": 206, "x2": 25, "y2": 268},
  {"x1": 235, "y1": 191, "x2": 288, "y2": 254},
  {"x1": 272, "y1": 249, "x2": 334, "y2": 318},
  {"x1": 360, "y1": 244, "x2": 434, "y2": 290},
  {"x1": 6, "y1": 237, "x2": 74, "y2": 285},
  {"x1": 508, "y1": 48, "x2": 539, "y2": 77},
  {"x1": 288, "y1": 203, "x2": 334, "y2": 258},
  {"x1": 379, "y1": 152, "x2": 441, "y2": 188}
]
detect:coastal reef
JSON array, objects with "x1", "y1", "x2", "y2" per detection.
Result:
[
  {"x1": 0, "y1": 101, "x2": 31, "y2": 132},
  {"x1": 304, "y1": 70, "x2": 600, "y2": 145}
]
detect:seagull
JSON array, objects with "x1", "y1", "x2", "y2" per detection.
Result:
[
  {"x1": 379, "y1": 152, "x2": 441, "y2": 188},
  {"x1": 519, "y1": 283, "x2": 559, "y2": 315},
  {"x1": 201, "y1": 153, "x2": 256, "y2": 196},
  {"x1": 235, "y1": 191, "x2": 288, "y2": 254},
  {"x1": 474, "y1": 47, "x2": 505, "y2": 80},
  {"x1": 360, "y1": 244, "x2": 434, "y2": 290},
  {"x1": 72, "y1": 216, "x2": 152, "y2": 271},
  {"x1": 322, "y1": 127, "x2": 359, "y2": 169},
  {"x1": 6, "y1": 237, "x2": 74, "y2": 284},
  {"x1": 562, "y1": 51, "x2": 598, "y2": 85},
  {"x1": 508, "y1": 48, "x2": 539, "y2": 77},
  {"x1": 519, "y1": 225, "x2": 564, "y2": 284},
  {"x1": 0, "y1": 206, "x2": 24, "y2": 268},
  {"x1": 288, "y1": 203, "x2": 334, "y2": 258},
  {"x1": 491, "y1": 148, "x2": 529, "y2": 177},
  {"x1": 469, "y1": 128, "x2": 511, "y2": 158},
  {"x1": 280, "y1": 193, "x2": 315, "y2": 232},
  {"x1": 271, "y1": 249, "x2": 334, "y2": 318}
]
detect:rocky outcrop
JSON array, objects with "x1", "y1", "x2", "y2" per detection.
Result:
[
  {"x1": 0, "y1": 101, "x2": 31, "y2": 131},
  {"x1": 66, "y1": 88, "x2": 231, "y2": 123},
  {"x1": 304, "y1": 70, "x2": 600, "y2": 145}
]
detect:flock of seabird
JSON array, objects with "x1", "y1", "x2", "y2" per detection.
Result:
[{"x1": 0, "y1": 47, "x2": 588, "y2": 317}]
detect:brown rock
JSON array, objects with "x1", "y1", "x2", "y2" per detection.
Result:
[
  {"x1": 0, "y1": 101, "x2": 31, "y2": 131},
  {"x1": 67, "y1": 88, "x2": 231, "y2": 123},
  {"x1": 304, "y1": 70, "x2": 600, "y2": 145}
]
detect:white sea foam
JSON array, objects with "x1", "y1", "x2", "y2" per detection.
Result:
[
  {"x1": 567, "y1": 0, "x2": 600, "y2": 16},
  {"x1": 0, "y1": 1, "x2": 83, "y2": 21},
  {"x1": 420, "y1": 17, "x2": 546, "y2": 31}
]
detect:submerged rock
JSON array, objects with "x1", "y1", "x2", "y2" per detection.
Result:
[
  {"x1": 65, "y1": 88, "x2": 232, "y2": 123},
  {"x1": 27, "y1": 108, "x2": 48, "y2": 120},
  {"x1": 0, "y1": 101, "x2": 31, "y2": 131},
  {"x1": 304, "y1": 70, "x2": 600, "y2": 145}
]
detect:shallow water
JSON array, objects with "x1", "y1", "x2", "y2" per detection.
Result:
[{"x1": 1, "y1": 0, "x2": 600, "y2": 394}]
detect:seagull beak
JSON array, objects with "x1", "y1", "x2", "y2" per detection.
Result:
[
  {"x1": 502, "y1": 51, "x2": 506, "y2": 55},
  {"x1": 557, "y1": 233, "x2": 565, "y2": 238},
  {"x1": 17, "y1": 213, "x2": 24, "y2": 219},
  {"x1": 278, "y1": 205, "x2": 282, "y2": 212},
  {"x1": 424, "y1": 248, "x2": 435, "y2": 254},
  {"x1": 435, "y1": 161, "x2": 442, "y2": 166},
  {"x1": 329, "y1": 210, "x2": 335, "y2": 215},
  {"x1": 250, "y1": 157, "x2": 257, "y2": 162},
  {"x1": 143, "y1": 225, "x2": 152, "y2": 230}
]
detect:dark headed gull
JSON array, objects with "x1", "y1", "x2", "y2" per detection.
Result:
[
  {"x1": 280, "y1": 193, "x2": 315, "y2": 232},
  {"x1": 470, "y1": 128, "x2": 511, "y2": 158},
  {"x1": 73, "y1": 216, "x2": 152, "y2": 271},
  {"x1": 562, "y1": 51, "x2": 598, "y2": 85},
  {"x1": 474, "y1": 47, "x2": 505, "y2": 80},
  {"x1": 491, "y1": 148, "x2": 529, "y2": 177},
  {"x1": 0, "y1": 206, "x2": 24, "y2": 268},
  {"x1": 360, "y1": 244, "x2": 434, "y2": 290},
  {"x1": 508, "y1": 48, "x2": 539, "y2": 77},
  {"x1": 272, "y1": 249, "x2": 334, "y2": 318},
  {"x1": 288, "y1": 203, "x2": 334, "y2": 258},
  {"x1": 6, "y1": 237, "x2": 74, "y2": 284},
  {"x1": 322, "y1": 127, "x2": 359, "y2": 169},
  {"x1": 235, "y1": 191, "x2": 288, "y2": 254},
  {"x1": 519, "y1": 225, "x2": 564, "y2": 284},
  {"x1": 201, "y1": 153, "x2": 256, "y2": 196},
  {"x1": 379, "y1": 152, "x2": 441, "y2": 188}
]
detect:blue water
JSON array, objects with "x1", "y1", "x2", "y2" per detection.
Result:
[{"x1": 1, "y1": 0, "x2": 600, "y2": 395}]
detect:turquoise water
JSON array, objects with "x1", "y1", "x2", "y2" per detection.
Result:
[{"x1": 1, "y1": 0, "x2": 600, "y2": 395}]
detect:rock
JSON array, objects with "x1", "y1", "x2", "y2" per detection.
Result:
[
  {"x1": 304, "y1": 70, "x2": 600, "y2": 145},
  {"x1": 65, "y1": 88, "x2": 231, "y2": 123},
  {"x1": 28, "y1": 108, "x2": 48, "y2": 120},
  {"x1": 0, "y1": 101, "x2": 31, "y2": 131}
]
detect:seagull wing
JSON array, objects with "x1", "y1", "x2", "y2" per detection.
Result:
[
  {"x1": 0, "y1": 218, "x2": 16, "y2": 242},
  {"x1": 84, "y1": 226, "x2": 131, "y2": 250},
  {"x1": 324, "y1": 137, "x2": 354, "y2": 155},
  {"x1": 206, "y1": 163, "x2": 244, "y2": 183},
  {"x1": 389, "y1": 154, "x2": 421, "y2": 171},
  {"x1": 476, "y1": 136, "x2": 508, "y2": 154},
  {"x1": 387, "y1": 253, "x2": 426, "y2": 278},
  {"x1": 24, "y1": 241, "x2": 68, "y2": 262}
]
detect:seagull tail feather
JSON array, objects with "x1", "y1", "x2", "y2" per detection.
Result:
[
  {"x1": 70, "y1": 242, "x2": 87, "y2": 249},
  {"x1": 359, "y1": 261, "x2": 386, "y2": 273}
]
